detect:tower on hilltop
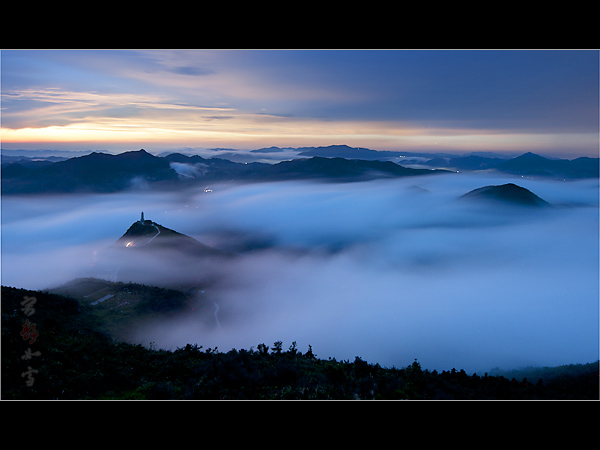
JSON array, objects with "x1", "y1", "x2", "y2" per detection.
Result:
[{"x1": 140, "y1": 211, "x2": 144, "y2": 222}]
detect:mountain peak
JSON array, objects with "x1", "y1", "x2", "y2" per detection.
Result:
[
  {"x1": 517, "y1": 152, "x2": 546, "y2": 160},
  {"x1": 115, "y1": 149, "x2": 156, "y2": 160}
]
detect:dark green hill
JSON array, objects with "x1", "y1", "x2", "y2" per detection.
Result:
[
  {"x1": 460, "y1": 183, "x2": 550, "y2": 207},
  {"x1": 43, "y1": 277, "x2": 214, "y2": 341}
]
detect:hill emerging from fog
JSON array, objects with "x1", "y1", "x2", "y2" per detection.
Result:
[
  {"x1": 116, "y1": 215, "x2": 226, "y2": 258},
  {"x1": 460, "y1": 183, "x2": 550, "y2": 207},
  {"x1": 90, "y1": 214, "x2": 231, "y2": 291}
]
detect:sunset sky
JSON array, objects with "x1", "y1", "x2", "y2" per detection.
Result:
[{"x1": 1, "y1": 49, "x2": 598, "y2": 157}]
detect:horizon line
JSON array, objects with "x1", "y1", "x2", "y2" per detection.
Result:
[{"x1": 1, "y1": 145, "x2": 598, "y2": 160}]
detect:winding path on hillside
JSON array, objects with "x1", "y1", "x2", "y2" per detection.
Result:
[{"x1": 140, "y1": 224, "x2": 161, "y2": 246}]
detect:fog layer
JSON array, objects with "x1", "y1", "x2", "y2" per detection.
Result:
[{"x1": 2, "y1": 172, "x2": 598, "y2": 373}]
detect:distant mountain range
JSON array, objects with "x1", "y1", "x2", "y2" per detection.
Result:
[
  {"x1": 423, "y1": 151, "x2": 599, "y2": 179},
  {"x1": 1, "y1": 149, "x2": 179, "y2": 194},
  {"x1": 296, "y1": 144, "x2": 408, "y2": 160},
  {"x1": 246, "y1": 156, "x2": 441, "y2": 181},
  {"x1": 2, "y1": 146, "x2": 597, "y2": 195},
  {"x1": 1, "y1": 149, "x2": 449, "y2": 194}
]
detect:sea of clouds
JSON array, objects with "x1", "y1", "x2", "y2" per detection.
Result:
[{"x1": 2, "y1": 171, "x2": 598, "y2": 373}]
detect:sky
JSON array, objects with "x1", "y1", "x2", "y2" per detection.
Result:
[{"x1": 1, "y1": 49, "x2": 599, "y2": 157}]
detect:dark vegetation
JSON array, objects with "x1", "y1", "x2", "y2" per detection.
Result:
[
  {"x1": 3, "y1": 285, "x2": 598, "y2": 400},
  {"x1": 44, "y1": 278, "x2": 206, "y2": 341}
]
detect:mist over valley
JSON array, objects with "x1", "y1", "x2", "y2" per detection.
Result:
[{"x1": 2, "y1": 151, "x2": 598, "y2": 375}]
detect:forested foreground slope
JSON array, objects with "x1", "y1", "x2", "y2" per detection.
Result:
[{"x1": 2, "y1": 286, "x2": 598, "y2": 400}]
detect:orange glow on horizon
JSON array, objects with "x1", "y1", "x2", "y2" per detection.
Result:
[{"x1": 2, "y1": 120, "x2": 597, "y2": 157}]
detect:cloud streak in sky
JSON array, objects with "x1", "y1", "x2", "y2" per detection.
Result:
[{"x1": 1, "y1": 49, "x2": 598, "y2": 156}]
